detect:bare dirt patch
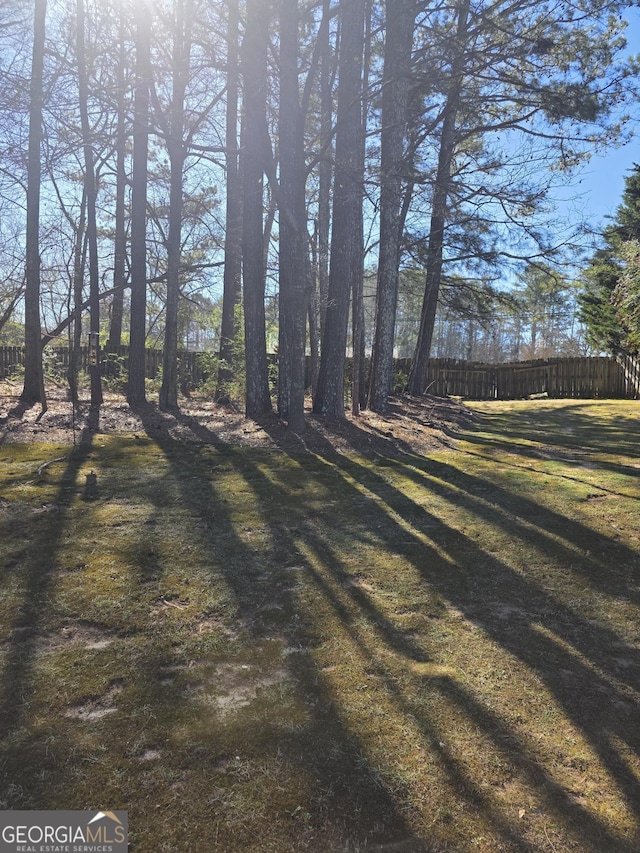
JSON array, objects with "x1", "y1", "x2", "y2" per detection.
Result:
[
  {"x1": 36, "y1": 621, "x2": 115, "y2": 654},
  {"x1": 65, "y1": 679, "x2": 124, "y2": 721},
  {"x1": 0, "y1": 381, "x2": 474, "y2": 457},
  {"x1": 1, "y1": 621, "x2": 115, "y2": 657},
  {"x1": 207, "y1": 662, "x2": 290, "y2": 715}
]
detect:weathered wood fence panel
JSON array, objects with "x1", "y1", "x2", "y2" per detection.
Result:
[
  {"x1": 0, "y1": 346, "x2": 24, "y2": 379},
  {"x1": 2, "y1": 347, "x2": 640, "y2": 400},
  {"x1": 617, "y1": 354, "x2": 640, "y2": 398},
  {"x1": 420, "y1": 356, "x2": 640, "y2": 400}
]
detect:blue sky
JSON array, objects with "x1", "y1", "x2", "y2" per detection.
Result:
[
  {"x1": 551, "y1": 6, "x2": 640, "y2": 231},
  {"x1": 566, "y1": 134, "x2": 638, "y2": 228}
]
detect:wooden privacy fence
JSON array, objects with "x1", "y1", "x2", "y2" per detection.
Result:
[
  {"x1": 0, "y1": 346, "x2": 23, "y2": 379},
  {"x1": 402, "y1": 356, "x2": 640, "y2": 400},
  {"x1": 2, "y1": 347, "x2": 640, "y2": 400}
]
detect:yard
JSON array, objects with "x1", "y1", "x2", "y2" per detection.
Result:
[{"x1": 1, "y1": 390, "x2": 639, "y2": 851}]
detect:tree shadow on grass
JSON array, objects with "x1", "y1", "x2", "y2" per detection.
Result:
[
  {"x1": 249, "y1": 414, "x2": 640, "y2": 852},
  {"x1": 128, "y1": 402, "x2": 638, "y2": 852},
  {"x1": 133, "y1": 405, "x2": 431, "y2": 852},
  {"x1": 398, "y1": 451, "x2": 640, "y2": 612},
  {"x1": 0, "y1": 429, "x2": 96, "y2": 800},
  {"x1": 336, "y1": 451, "x2": 638, "y2": 754},
  {"x1": 457, "y1": 401, "x2": 640, "y2": 479}
]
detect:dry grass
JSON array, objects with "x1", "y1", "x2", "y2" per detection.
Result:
[{"x1": 1, "y1": 395, "x2": 639, "y2": 851}]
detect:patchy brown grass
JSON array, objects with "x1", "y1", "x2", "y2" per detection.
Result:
[{"x1": 1, "y1": 389, "x2": 639, "y2": 852}]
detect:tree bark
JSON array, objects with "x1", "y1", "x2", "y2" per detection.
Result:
[
  {"x1": 107, "y1": 7, "x2": 128, "y2": 358},
  {"x1": 313, "y1": 0, "x2": 365, "y2": 419},
  {"x1": 21, "y1": 0, "x2": 47, "y2": 410},
  {"x1": 77, "y1": 0, "x2": 103, "y2": 407},
  {"x1": 351, "y1": 0, "x2": 373, "y2": 417},
  {"x1": 67, "y1": 191, "x2": 86, "y2": 407},
  {"x1": 278, "y1": 0, "x2": 307, "y2": 432},
  {"x1": 127, "y1": 0, "x2": 151, "y2": 408},
  {"x1": 408, "y1": 0, "x2": 470, "y2": 395},
  {"x1": 160, "y1": 0, "x2": 192, "y2": 411},
  {"x1": 241, "y1": 0, "x2": 273, "y2": 418},
  {"x1": 317, "y1": 0, "x2": 332, "y2": 339},
  {"x1": 368, "y1": 0, "x2": 415, "y2": 411},
  {"x1": 216, "y1": 0, "x2": 242, "y2": 398}
]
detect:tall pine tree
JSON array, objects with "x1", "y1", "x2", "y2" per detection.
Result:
[{"x1": 578, "y1": 165, "x2": 640, "y2": 355}]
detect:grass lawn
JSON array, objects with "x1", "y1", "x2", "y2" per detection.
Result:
[{"x1": 1, "y1": 398, "x2": 639, "y2": 851}]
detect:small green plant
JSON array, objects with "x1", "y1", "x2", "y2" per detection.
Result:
[
  {"x1": 194, "y1": 350, "x2": 221, "y2": 397},
  {"x1": 268, "y1": 356, "x2": 279, "y2": 397},
  {"x1": 42, "y1": 347, "x2": 67, "y2": 385},
  {"x1": 199, "y1": 304, "x2": 246, "y2": 404},
  {"x1": 7, "y1": 362, "x2": 25, "y2": 382},
  {"x1": 145, "y1": 376, "x2": 161, "y2": 395},
  {"x1": 393, "y1": 367, "x2": 410, "y2": 394},
  {"x1": 102, "y1": 352, "x2": 128, "y2": 393}
]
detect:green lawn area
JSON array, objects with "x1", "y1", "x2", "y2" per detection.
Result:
[{"x1": 1, "y1": 399, "x2": 639, "y2": 852}]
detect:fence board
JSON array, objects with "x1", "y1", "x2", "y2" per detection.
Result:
[
  {"x1": 2, "y1": 347, "x2": 640, "y2": 401},
  {"x1": 421, "y1": 356, "x2": 640, "y2": 401}
]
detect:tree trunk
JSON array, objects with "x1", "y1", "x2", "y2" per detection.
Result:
[
  {"x1": 68, "y1": 191, "x2": 87, "y2": 407},
  {"x1": 77, "y1": 0, "x2": 103, "y2": 407},
  {"x1": 216, "y1": 0, "x2": 242, "y2": 399},
  {"x1": 313, "y1": 0, "x2": 365, "y2": 419},
  {"x1": 21, "y1": 0, "x2": 47, "y2": 410},
  {"x1": 351, "y1": 238, "x2": 365, "y2": 416},
  {"x1": 127, "y1": 0, "x2": 151, "y2": 408},
  {"x1": 107, "y1": 8, "x2": 128, "y2": 358},
  {"x1": 368, "y1": 0, "x2": 415, "y2": 412},
  {"x1": 307, "y1": 272, "x2": 320, "y2": 397},
  {"x1": 278, "y1": 0, "x2": 307, "y2": 432},
  {"x1": 317, "y1": 0, "x2": 332, "y2": 338},
  {"x1": 351, "y1": 0, "x2": 371, "y2": 417},
  {"x1": 160, "y1": 0, "x2": 192, "y2": 412},
  {"x1": 241, "y1": 0, "x2": 273, "y2": 418},
  {"x1": 408, "y1": 0, "x2": 469, "y2": 396}
]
